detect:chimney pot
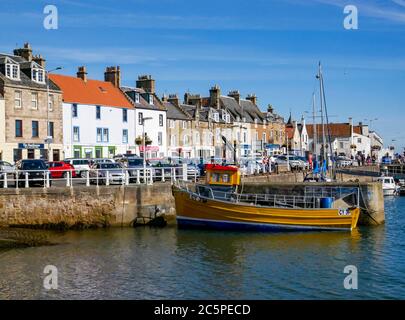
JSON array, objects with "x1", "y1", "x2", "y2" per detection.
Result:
[{"x1": 77, "y1": 66, "x2": 88, "y2": 82}]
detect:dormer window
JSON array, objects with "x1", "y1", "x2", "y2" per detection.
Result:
[
  {"x1": 5, "y1": 60, "x2": 20, "y2": 80},
  {"x1": 226, "y1": 114, "x2": 230, "y2": 123},
  {"x1": 32, "y1": 67, "x2": 45, "y2": 83},
  {"x1": 213, "y1": 112, "x2": 219, "y2": 122},
  {"x1": 135, "y1": 92, "x2": 140, "y2": 103},
  {"x1": 148, "y1": 94, "x2": 154, "y2": 105}
]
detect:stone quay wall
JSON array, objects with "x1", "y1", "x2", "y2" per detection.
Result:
[{"x1": 0, "y1": 172, "x2": 384, "y2": 229}]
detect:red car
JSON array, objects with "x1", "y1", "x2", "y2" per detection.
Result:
[{"x1": 48, "y1": 161, "x2": 76, "y2": 178}]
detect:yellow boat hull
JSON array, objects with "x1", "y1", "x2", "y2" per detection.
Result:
[{"x1": 173, "y1": 186, "x2": 360, "y2": 231}]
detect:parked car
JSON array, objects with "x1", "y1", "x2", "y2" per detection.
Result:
[
  {"x1": 275, "y1": 155, "x2": 304, "y2": 170},
  {"x1": 0, "y1": 161, "x2": 16, "y2": 188},
  {"x1": 89, "y1": 163, "x2": 125, "y2": 185},
  {"x1": 126, "y1": 157, "x2": 154, "y2": 182},
  {"x1": 14, "y1": 159, "x2": 50, "y2": 187},
  {"x1": 48, "y1": 161, "x2": 76, "y2": 178},
  {"x1": 335, "y1": 156, "x2": 352, "y2": 167},
  {"x1": 63, "y1": 158, "x2": 90, "y2": 178},
  {"x1": 89, "y1": 158, "x2": 116, "y2": 166},
  {"x1": 0, "y1": 160, "x2": 15, "y2": 174}
]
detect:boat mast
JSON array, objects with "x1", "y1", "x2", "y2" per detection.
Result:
[
  {"x1": 317, "y1": 62, "x2": 326, "y2": 171},
  {"x1": 312, "y1": 92, "x2": 317, "y2": 157}
]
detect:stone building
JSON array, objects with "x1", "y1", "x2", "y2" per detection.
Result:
[{"x1": 0, "y1": 43, "x2": 63, "y2": 163}]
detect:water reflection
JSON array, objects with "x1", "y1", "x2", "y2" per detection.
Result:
[{"x1": 0, "y1": 198, "x2": 404, "y2": 299}]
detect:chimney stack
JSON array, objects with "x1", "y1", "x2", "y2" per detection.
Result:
[
  {"x1": 77, "y1": 66, "x2": 88, "y2": 82},
  {"x1": 167, "y1": 94, "x2": 180, "y2": 107},
  {"x1": 184, "y1": 93, "x2": 202, "y2": 108},
  {"x1": 13, "y1": 43, "x2": 33, "y2": 62},
  {"x1": 136, "y1": 75, "x2": 155, "y2": 94},
  {"x1": 246, "y1": 94, "x2": 257, "y2": 105},
  {"x1": 104, "y1": 66, "x2": 121, "y2": 87},
  {"x1": 228, "y1": 90, "x2": 240, "y2": 104},
  {"x1": 32, "y1": 54, "x2": 46, "y2": 68},
  {"x1": 267, "y1": 104, "x2": 274, "y2": 114},
  {"x1": 209, "y1": 85, "x2": 221, "y2": 109}
]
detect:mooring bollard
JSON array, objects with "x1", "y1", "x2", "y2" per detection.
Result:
[{"x1": 25, "y1": 172, "x2": 29, "y2": 188}]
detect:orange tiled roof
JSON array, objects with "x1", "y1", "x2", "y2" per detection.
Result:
[
  {"x1": 49, "y1": 74, "x2": 133, "y2": 109},
  {"x1": 306, "y1": 123, "x2": 362, "y2": 138}
]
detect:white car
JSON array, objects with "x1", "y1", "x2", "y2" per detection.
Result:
[
  {"x1": 63, "y1": 158, "x2": 90, "y2": 178},
  {"x1": 0, "y1": 161, "x2": 15, "y2": 174}
]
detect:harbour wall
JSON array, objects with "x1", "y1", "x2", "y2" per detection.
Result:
[{"x1": 0, "y1": 173, "x2": 384, "y2": 229}]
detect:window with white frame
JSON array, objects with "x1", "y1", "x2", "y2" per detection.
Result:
[
  {"x1": 5, "y1": 61, "x2": 20, "y2": 80},
  {"x1": 14, "y1": 90, "x2": 22, "y2": 108},
  {"x1": 182, "y1": 121, "x2": 187, "y2": 129},
  {"x1": 226, "y1": 114, "x2": 230, "y2": 123},
  {"x1": 138, "y1": 112, "x2": 143, "y2": 125},
  {"x1": 159, "y1": 114, "x2": 163, "y2": 126},
  {"x1": 96, "y1": 128, "x2": 103, "y2": 142},
  {"x1": 183, "y1": 135, "x2": 190, "y2": 146},
  {"x1": 31, "y1": 92, "x2": 38, "y2": 110},
  {"x1": 73, "y1": 126, "x2": 80, "y2": 142},
  {"x1": 169, "y1": 119, "x2": 175, "y2": 129},
  {"x1": 103, "y1": 128, "x2": 109, "y2": 142},
  {"x1": 216, "y1": 128, "x2": 221, "y2": 143},
  {"x1": 135, "y1": 92, "x2": 140, "y2": 103},
  {"x1": 158, "y1": 132, "x2": 163, "y2": 146},
  {"x1": 243, "y1": 131, "x2": 247, "y2": 143},
  {"x1": 148, "y1": 94, "x2": 154, "y2": 105},
  {"x1": 213, "y1": 112, "x2": 219, "y2": 122},
  {"x1": 122, "y1": 129, "x2": 128, "y2": 143},
  {"x1": 171, "y1": 135, "x2": 176, "y2": 147},
  {"x1": 32, "y1": 67, "x2": 45, "y2": 83}
]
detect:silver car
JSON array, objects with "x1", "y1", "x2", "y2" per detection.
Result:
[{"x1": 89, "y1": 163, "x2": 125, "y2": 185}]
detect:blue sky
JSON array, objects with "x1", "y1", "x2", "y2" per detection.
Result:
[{"x1": 1, "y1": 0, "x2": 404, "y2": 150}]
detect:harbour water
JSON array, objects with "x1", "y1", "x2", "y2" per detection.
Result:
[{"x1": 1, "y1": 197, "x2": 404, "y2": 300}]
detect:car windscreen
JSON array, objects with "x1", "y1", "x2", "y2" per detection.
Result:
[
  {"x1": 128, "y1": 159, "x2": 143, "y2": 166},
  {"x1": 22, "y1": 161, "x2": 47, "y2": 170},
  {"x1": 100, "y1": 163, "x2": 122, "y2": 169}
]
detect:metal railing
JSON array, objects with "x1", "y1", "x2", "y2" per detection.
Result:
[
  {"x1": 175, "y1": 181, "x2": 360, "y2": 209},
  {"x1": 0, "y1": 165, "x2": 200, "y2": 189}
]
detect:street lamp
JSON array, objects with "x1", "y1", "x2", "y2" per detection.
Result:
[
  {"x1": 46, "y1": 66, "x2": 62, "y2": 161},
  {"x1": 142, "y1": 116, "x2": 152, "y2": 182}
]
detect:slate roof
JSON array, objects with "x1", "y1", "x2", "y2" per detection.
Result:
[
  {"x1": 0, "y1": 53, "x2": 60, "y2": 91},
  {"x1": 163, "y1": 101, "x2": 190, "y2": 120},
  {"x1": 50, "y1": 74, "x2": 133, "y2": 109},
  {"x1": 122, "y1": 86, "x2": 166, "y2": 111}
]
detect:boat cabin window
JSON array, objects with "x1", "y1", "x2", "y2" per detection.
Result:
[
  {"x1": 222, "y1": 174, "x2": 230, "y2": 183},
  {"x1": 384, "y1": 178, "x2": 392, "y2": 184},
  {"x1": 212, "y1": 173, "x2": 220, "y2": 183}
]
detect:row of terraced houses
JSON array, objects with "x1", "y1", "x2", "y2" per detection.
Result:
[
  {"x1": 1, "y1": 44, "x2": 382, "y2": 164},
  {"x1": 0, "y1": 43, "x2": 286, "y2": 163}
]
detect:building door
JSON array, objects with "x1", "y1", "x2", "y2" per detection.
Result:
[
  {"x1": 13, "y1": 149, "x2": 22, "y2": 162},
  {"x1": 27, "y1": 149, "x2": 35, "y2": 159},
  {"x1": 73, "y1": 147, "x2": 81, "y2": 159},
  {"x1": 53, "y1": 149, "x2": 60, "y2": 161},
  {"x1": 95, "y1": 147, "x2": 103, "y2": 158}
]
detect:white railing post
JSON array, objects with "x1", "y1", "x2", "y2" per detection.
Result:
[
  {"x1": 106, "y1": 170, "x2": 110, "y2": 186},
  {"x1": 161, "y1": 168, "x2": 165, "y2": 182},
  {"x1": 125, "y1": 170, "x2": 129, "y2": 186},
  {"x1": 86, "y1": 170, "x2": 90, "y2": 187},
  {"x1": 194, "y1": 170, "x2": 197, "y2": 182},
  {"x1": 182, "y1": 163, "x2": 188, "y2": 181},
  {"x1": 46, "y1": 171, "x2": 50, "y2": 188},
  {"x1": 3, "y1": 173, "x2": 8, "y2": 188},
  {"x1": 25, "y1": 172, "x2": 29, "y2": 188},
  {"x1": 136, "y1": 170, "x2": 140, "y2": 184},
  {"x1": 66, "y1": 171, "x2": 71, "y2": 187},
  {"x1": 148, "y1": 169, "x2": 153, "y2": 185}
]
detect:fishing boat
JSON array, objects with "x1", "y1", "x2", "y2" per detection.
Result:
[
  {"x1": 173, "y1": 164, "x2": 361, "y2": 232},
  {"x1": 375, "y1": 176, "x2": 400, "y2": 196}
]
